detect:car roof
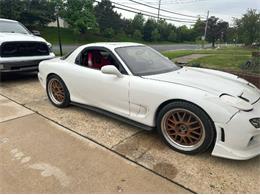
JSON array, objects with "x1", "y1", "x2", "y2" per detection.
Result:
[
  {"x1": 80, "y1": 42, "x2": 144, "y2": 50},
  {"x1": 0, "y1": 18, "x2": 18, "y2": 23}
]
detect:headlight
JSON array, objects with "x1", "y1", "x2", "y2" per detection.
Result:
[
  {"x1": 220, "y1": 94, "x2": 253, "y2": 111},
  {"x1": 250, "y1": 118, "x2": 260, "y2": 128}
]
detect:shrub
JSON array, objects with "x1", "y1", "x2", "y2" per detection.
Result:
[
  {"x1": 133, "y1": 30, "x2": 143, "y2": 40},
  {"x1": 104, "y1": 27, "x2": 115, "y2": 38}
]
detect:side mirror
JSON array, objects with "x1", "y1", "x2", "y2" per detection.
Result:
[
  {"x1": 101, "y1": 65, "x2": 123, "y2": 78},
  {"x1": 32, "y1": 30, "x2": 41, "y2": 36}
]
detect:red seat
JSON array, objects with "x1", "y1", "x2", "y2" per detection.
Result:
[
  {"x1": 87, "y1": 51, "x2": 112, "y2": 69},
  {"x1": 86, "y1": 52, "x2": 93, "y2": 68},
  {"x1": 101, "y1": 57, "x2": 112, "y2": 67}
]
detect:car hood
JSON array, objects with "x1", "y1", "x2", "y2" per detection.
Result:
[
  {"x1": 143, "y1": 67, "x2": 260, "y2": 104},
  {"x1": 0, "y1": 32, "x2": 47, "y2": 44}
]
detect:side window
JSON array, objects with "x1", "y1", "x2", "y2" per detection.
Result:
[
  {"x1": 76, "y1": 49, "x2": 116, "y2": 69},
  {"x1": 75, "y1": 48, "x2": 127, "y2": 74}
]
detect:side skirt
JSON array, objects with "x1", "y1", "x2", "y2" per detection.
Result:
[{"x1": 71, "y1": 102, "x2": 154, "y2": 131}]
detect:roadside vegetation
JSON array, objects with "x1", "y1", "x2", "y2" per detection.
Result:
[
  {"x1": 0, "y1": 0, "x2": 259, "y2": 73},
  {"x1": 38, "y1": 27, "x2": 178, "y2": 45},
  {"x1": 39, "y1": 27, "x2": 111, "y2": 44},
  {"x1": 0, "y1": 0, "x2": 259, "y2": 47},
  {"x1": 163, "y1": 47, "x2": 260, "y2": 74}
]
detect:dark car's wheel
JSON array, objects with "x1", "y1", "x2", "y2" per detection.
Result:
[
  {"x1": 47, "y1": 75, "x2": 70, "y2": 108},
  {"x1": 157, "y1": 101, "x2": 215, "y2": 154}
]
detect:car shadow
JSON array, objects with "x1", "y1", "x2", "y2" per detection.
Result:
[{"x1": 0, "y1": 72, "x2": 38, "y2": 83}]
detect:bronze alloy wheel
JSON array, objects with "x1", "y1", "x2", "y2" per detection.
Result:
[
  {"x1": 48, "y1": 78, "x2": 65, "y2": 105},
  {"x1": 161, "y1": 108, "x2": 206, "y2": 151}
]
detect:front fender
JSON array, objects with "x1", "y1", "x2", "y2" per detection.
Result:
[{"x1": 129, "y1": 76, "x2": 239, "y2": 127}]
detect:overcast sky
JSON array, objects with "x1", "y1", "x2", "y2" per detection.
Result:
[{"x1": 112, "y1": 0, "x2": 259, "y2": 27}]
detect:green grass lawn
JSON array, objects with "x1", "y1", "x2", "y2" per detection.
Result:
[
  {"x1": 162, "y1": 47, "x2": 254, "y2": 59},
  {"x1": 191, "y1": 54, "x2": 251, "y2": 71},
  {"x1": 162, "y1": 47, "x2": 259, "y2": 74}
]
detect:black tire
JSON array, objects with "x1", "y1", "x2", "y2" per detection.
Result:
[
  {"x1": 156, "y1": 101, "x2": 215, "y2": 155},
  {"x1": 46, "y1": 74, "x2": 70, "y2": 108}
]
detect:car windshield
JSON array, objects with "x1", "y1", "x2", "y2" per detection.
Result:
[
  {"x1": 0, "y1": 21, "x2": 30, "y2": 34},
  {"x1": 115, "y1": 46, "x2": 180, "y2": 76}
]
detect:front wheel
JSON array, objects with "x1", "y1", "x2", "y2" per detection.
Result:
[
  {"x1": 46, "y1": 75, "x2": 70, "y2": 108},
  {"x1": 157, "y1": 101, "x2": 215, "y2": 155}
]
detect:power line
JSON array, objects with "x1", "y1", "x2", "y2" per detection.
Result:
[
  {"x1": 95, "y1": 0, "x2": 197, "y2": 23},
  {"x1": 110, "y1": 1, "x2": 198, "y2": 22},
  {"x1": 114, "y1": 5, "x2": 197, "y2": 23},
  {"x1": 128, "y1": 0, "x2": 205, "y2": 19},
  {"x1": 144, "y1": 0, "x2": 209, "y2": 5}
]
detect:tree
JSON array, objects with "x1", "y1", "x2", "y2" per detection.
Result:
[
  {"x1": 151, "y1": 28, "x2": 160, "y2": 42},
  {"x1": 157, "y1": 20, "x2": 172, "y2": 41},
  {"x1": 0, "y1": 0, "x2": 25, "y2": 21},
  {"x1": 21, "y1": 0, "x2": 57, "y2": 28},
  {"x1": 143, "y1": 18, "x2": 157, "y2": 41},
  {"x1": 133, "y1": 29, "x2": 143, "y2": 40},
  {"x1": 234, "y1": 9, "x2": 260, "y2": 45},
  {"x1": 226, "y1": 27, "x2": 238, "y2": 44},
  {"x1": 121, "y1": 18, "x2": 134, "y2": 36},
  {"x1": 168, "y1": 31, "x2": 177, "y2": 42},
  {"x1": 61, "y1": 0, "x2": 96, "y2": 34},
  {"x1": 104, "y1": 27, "x2": 114, "y2": 38},
  {"x1": 0, "y1": 0, "x2": 57, "y2": 28},
  {"x1": 205, "y1": 16, "x2": 218, "y2": 47},
  {"x1": 176, "y1": 25, "x2": 193, "y2": 43},
  {"x1": 206, "y1": 16, "x2": 229, "y2": 47},
  {"x1": 217, "y1": 20, "x2": 229, "y2": 43},
  {"x1": 94, "y1": 0, "x2": 122, "y2": 33},
  {"x1": 132, "y1": 13, "x2": 145, "y2": 32},
  {"x1": 192, "y1": 19, "x2": 205, "y2": 40}
]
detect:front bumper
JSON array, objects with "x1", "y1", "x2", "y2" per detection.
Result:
[
  {"x1": 38, "y1": 72, "x2": 46, "y2": 89},
  {"x1": 212, "y1": 99, "x2": 260, "y2": 160},
  {"x1": 0, "y1": 53, "x2": 55, "y2": 73}
]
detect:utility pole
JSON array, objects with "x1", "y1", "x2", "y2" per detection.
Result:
[
  {"x1": 57, "y1": 15, "x2": 63, "y2": 56},
  {"x1": 204, "y1": 11, "x2": 209, "y2": 39},
  {"x1": 157, "y1": 0, "x2": 162, "y2": 21},
  {"x1": 202, "y1": 10, "x2": 209, "y2": 48}
]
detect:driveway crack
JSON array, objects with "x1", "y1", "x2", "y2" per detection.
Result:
[{"x1": 111, "y1": 130, "x2": 143, "y2": 149}]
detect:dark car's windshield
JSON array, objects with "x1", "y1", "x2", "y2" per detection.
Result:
[
  {"x1": 0, "y1": 21, "x2": 30, "y2": 34},
  {"x1": 115, "y1": 46, "x2": 180, "y2": 76}
]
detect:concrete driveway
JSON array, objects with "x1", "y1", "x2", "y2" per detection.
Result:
[
  {"x1": 0, "y1": 95, "x2": 188, "y2": 193},
  {"x1": 0, "y1": 73, "x2": 259, "y2": 193}
]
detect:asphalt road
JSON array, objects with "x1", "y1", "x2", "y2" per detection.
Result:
[
  {"x1": 53, "y1": 43, "x2": 209, "y2": 55},
  {"x1": 0, "y1": 72, "x2": 259, "y2": 193}
]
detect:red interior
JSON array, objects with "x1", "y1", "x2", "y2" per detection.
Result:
[{"x1": 84, "y1": 50, "x2": 112, "y2": 69}]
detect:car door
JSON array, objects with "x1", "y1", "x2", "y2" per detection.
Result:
[{"x1": 65, "y1": 47, "x2": 130, "y2": 117}]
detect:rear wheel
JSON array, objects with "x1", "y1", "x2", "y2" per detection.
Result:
[
  {"x1": 47, "y1": 75, "x2": 70, "y2": 108},
  {"x1": 157, "y1": 101, "x2": 215, "y2": 154}
]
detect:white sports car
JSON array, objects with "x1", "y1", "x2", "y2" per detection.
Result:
[{"x1": 38, "y1": 42, "x2": 260, "y2": 160}]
